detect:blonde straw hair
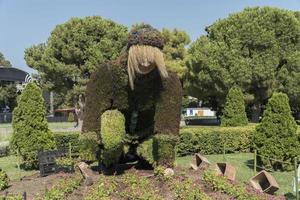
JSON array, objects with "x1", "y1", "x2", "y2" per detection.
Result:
[{"x1": 127, "y1": 45, "x2": 168, "y2": 90}]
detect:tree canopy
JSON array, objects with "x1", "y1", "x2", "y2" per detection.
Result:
[
  {"x1": 162, "y1": 28, "x2": 190, "y2": 80},
  {"x1": 0, "y1": 52, "x2": 12, "y2": 67},
  {"x1": 186, "y1": 7, "x2": 300, "y2": 120},
  {"x1": 24, "y1": 16, "x2": 128, "y2": 105}
]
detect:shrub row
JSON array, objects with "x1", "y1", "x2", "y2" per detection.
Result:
[{"x1": 177, "y1": 126, "x2": 255, "y2": 156}]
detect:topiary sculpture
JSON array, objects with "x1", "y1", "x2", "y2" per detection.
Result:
[{"x1": 82, "y1": 24, "x2": 182, "y2": 170}]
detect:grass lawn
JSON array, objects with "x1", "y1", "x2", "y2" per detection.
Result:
[
  {"x1": 176, "y1": 153, "x2": 295, "y2": 198},
  {"x1": 0, "y1": 155, "x2": 37, "y2": 180}
]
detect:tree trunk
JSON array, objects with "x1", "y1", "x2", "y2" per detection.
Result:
[{"x1": 251, "y1": 103, "x2": 261, "y2": 123}]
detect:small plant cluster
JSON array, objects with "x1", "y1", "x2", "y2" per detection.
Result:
[
  {"x1": 0, "y1": 168, "x2": 9, "y2": 191},
  {"x1": 177, "y1": 126, "x2": 253, "y2": 156},
  {"x1": 85, "y1": 172, "x2": 164, "y2": 200},
  {"x1": 170, "y1": 178, "x2": 211, "y2": 200},
  {"x1": 36, "y1": 171, "x2": 82, "y2": 200},
  {"x1": 202, "y1": 170, "x2": 285, "y2": 200}
]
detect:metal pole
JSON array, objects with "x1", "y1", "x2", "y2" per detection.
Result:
[
  {"x1": 296, "y1": 158, "x2": 299, "y2": 200},
  {"x1": 223, "y1": 143, "x2": 226, "y2": 162},
  {"x1": 254, "y1": 150, "x2": 257, "y2": 175},
  {"x1": 69, "y1": 142, "x2": 72, "y2": 159}
]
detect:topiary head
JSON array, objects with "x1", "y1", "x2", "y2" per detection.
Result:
[{"x1": 127, "y1": 24, "x2": 168, "y2": 90}]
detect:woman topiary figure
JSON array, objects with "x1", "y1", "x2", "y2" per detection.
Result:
[{"x1": 82, "y1": 24, "x2": 182, "y2": 170}]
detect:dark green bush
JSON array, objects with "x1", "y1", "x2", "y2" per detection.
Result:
[
  {"x1": 100, "y1": 110, "x2": 125, "y2": 167},
  {"x1": 177, "y1": 126, "x2": 254, "y2": 156},
  {"x1": 79, "y1": 132, "x2": 99, "y2": 162},
  {"x1": 53, "y1": 132, "x2": 80, "y2": 154},
  {"x1": 0, "y1": 168, "x2": 9, "y2": 191},
  {"x1": 137, "y1": 134, "x2": 177, "y2": 167},
  {"x1": 11, "y1": 83, "x2": 56, "y2": 169},
  {"x1": 221, "y1": 87, "x2": 248, "y2": 127},
  {"x1": 254, "y1": 92, "x2": 300, "y2": 171}
]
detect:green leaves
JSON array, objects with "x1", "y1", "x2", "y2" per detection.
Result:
[
  {"x1": 11, "y1": 83, "x2": 56, "y2": 169},
  {"x1": 24, "y1": 16, "x2": 128, "y2": 105},
  {"x1": 0, "y1": 52, "x2": 12, "y2": 67},
  {"x1": 186, "y1": 7, "x2": 300, "y2": 114},
  {"x1": 221, "y1": 87, "x2": 248, "y2": 127},
  {"x1": 254, "y1": 92, "x2": 300, "y2": 170}
]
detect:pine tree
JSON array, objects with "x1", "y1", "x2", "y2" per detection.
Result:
[
  {"x1": 254, "y1": 92, "x2": 300, "y2": 171},
  {"x1": 11, "y1": 83, "x2": 56, "y2": 169},
  {"x1": 221, "y1": 87, "x2": 248, "y2": 126}
]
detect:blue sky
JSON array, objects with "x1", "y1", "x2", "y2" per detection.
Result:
[{"x1": 0, "y1": 0, "x2": 300, "y2": 73}]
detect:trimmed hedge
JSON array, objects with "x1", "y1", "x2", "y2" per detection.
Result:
[
  {"x1": 53, "y1": 132, "x2": 80, "y2": 154},
  {"x1": 79, "y1": 132, "x2": 99, "y2": 162},
  {"x1": 177, "y1": 126, "x2": 255, "y2": 156}
]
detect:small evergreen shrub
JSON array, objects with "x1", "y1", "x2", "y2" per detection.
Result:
[
  {"x1": 221, "y1": 87, "x2": 248, "y2": 127},
  {"x1": 67, "y1": 113, "x2": 75, "y2": 122},
  {"x1": 100, "y1": 110, "x2": 125, "y2": 167},
  {"x1": 177, "y1": 126, "x2": 254, "y2": 156},
  {"x1": 11, "y1": 83, "x2": 56, "y2": 169},
  {"x1": 0, "y1": 168, "x2": 9, "y2": 191},
  {"x1": 79, "y1": 132, "x2": 99, "y2": 162},
  {"x1": 137, "y1": 137, "x2": 156, "y2": 166},
  {"x1": 254, "y1": 92, "x2": 300, "y2": 171}
]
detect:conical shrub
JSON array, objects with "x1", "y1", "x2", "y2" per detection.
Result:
[
  {"x1": 11, "y1": 83, "x2": 56, "y2": 169},
  {"x1": 254, "y1": 92, "x2": 300, "y2": 171},
  {"x1": 221, "y1": 87, "x2": 248, "y2": 126}
]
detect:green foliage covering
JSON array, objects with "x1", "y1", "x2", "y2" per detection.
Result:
[
  {"x1": 128, "y1": 24, "x2": 164, "y2": 49},
  {"x1": 162, "y1": 28, "x2": 190, "y2": 80},
  {"x1": 0, "y1": 84, "x2": 17, "y2": 111},
  {"x1": 154, "y1": 71, "x2": 182, "y2": 135},
  {"x1": 137, "y1": 134, "x2": 177, "y2": 167},
  {"x1": 11, "y1": 83, "x2": 56, "y2": 169},
  {"x1": 254, "y1": 92, "x2": 300, "y2": 171},
  {"x1": 82, "y1": 62, "x2": 128, "y2": 133},
  {"x1": 53, "y1": 132, "x2": 80, "y2": 154},
  {"x1": 153, "y1": 135, "x2": 177, "y2": 167},
  {"x1": 24, "y1": 16, "x2": 128, "y2": 106},
  {"x1": 186, "y1": 7, "x2": 300, "y2": 116},
  {"x1": 100, "y1": 110, "x2": 125, "y2": 167},
  {"x1": 177, "y1": 126, "x2": 254, "y2": 156},
  {"x1": 0, "y1": 168, "x2": 9, "y2": 191},
  {"x1": 79, "y1": 132, "x2": 99, "y2": 162},
  {"x1": 221, "y1": 87, "x2": 248, "y2": 127}
]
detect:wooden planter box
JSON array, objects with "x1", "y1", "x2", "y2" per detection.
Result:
[
  {"x1": 250, "y1": 170, "x2": 279, "y2": 195},
  {"x1": 190, "y1": 154, "x2": 210, "y2": 170},
  {"x1": 215, "y1": 163, "x2": 236, "y2": 181}
]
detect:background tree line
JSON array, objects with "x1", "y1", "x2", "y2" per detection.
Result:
[{"x1": 2, "y1": 6, "x2": 298, "y2": 122}]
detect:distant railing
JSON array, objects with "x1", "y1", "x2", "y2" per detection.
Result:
[{"x1": 0, "y1": 113, "x2": 68, "y2": 123}]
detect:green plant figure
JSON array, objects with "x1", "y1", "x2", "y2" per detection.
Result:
[
  {"x1": 221, "y1": 87, "x2": 248, "y2": 127},
  {"x1": 11, "y1": 83, "x2": 56, "y2": 169},
  {"x1": 82, "y1": 24, "x2": 182, "y2": 169},
  {"x1": 254, "y1": 92, "x2": 300, "y2": 171}
]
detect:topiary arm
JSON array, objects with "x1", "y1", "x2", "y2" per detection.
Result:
[{"x1": 154, "y1": 71, "x2": 182, "y2": 135}]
